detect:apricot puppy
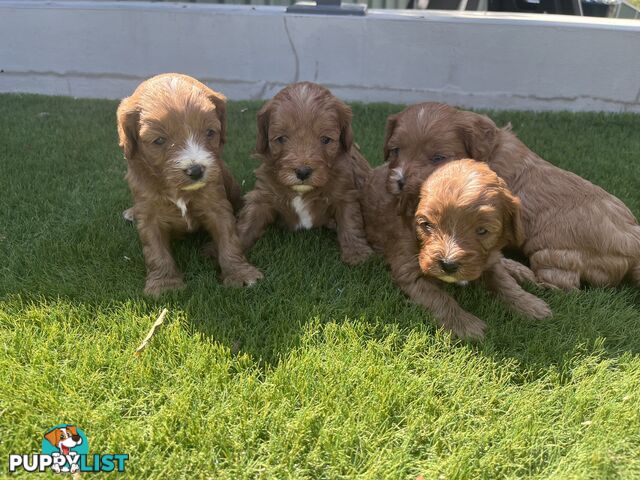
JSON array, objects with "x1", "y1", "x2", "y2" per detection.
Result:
[
  {"x1": 362, "y1": 159, "x2": 550, "y2": 340},
  {"x1": 117, "y1": 73, "x2": 262, "y2": 296},
  {"x1": 236, "y1": 82, "x2": 373, "y2": 265},
  {"x1": 384, "y1": 102, "x2": 640, "y2": 290}
]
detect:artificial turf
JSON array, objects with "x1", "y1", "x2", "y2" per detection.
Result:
[{"x1": 1, "y1": 93, "x2": 639, "y2": 479}]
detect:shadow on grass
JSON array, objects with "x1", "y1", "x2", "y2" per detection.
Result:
[{"x1": 3, "y1": 196, "x2": 640, "y2": 379}]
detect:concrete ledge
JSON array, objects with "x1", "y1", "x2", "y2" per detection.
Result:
[{"x1": 1, "y1": 0, "x2": 639, "y2": 111}]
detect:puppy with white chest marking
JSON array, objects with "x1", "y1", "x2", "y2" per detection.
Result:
[
  {"x1": 237, "y1": 82, "x2": 373, "y2": 265},
  {"x1": 117, "y1": 73, "x2": 262, "y2": 296},
  {"x1": 362, "y1": 159, "x2": 551, "y2": 340}
]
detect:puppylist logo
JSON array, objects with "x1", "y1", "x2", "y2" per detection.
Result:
[{"x1": 8, "y1": 424, "x2": 128, "y2": 474}]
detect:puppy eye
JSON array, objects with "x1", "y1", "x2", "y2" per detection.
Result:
[
  {"x1": 274, "y1": 136, "x2": 287, "y2": 145},
  {"x1": 431, "y1": 154, "x2": 446, "y2": 164},
  {"x1": 206, "y1": 129, "x2": 216, "y2": 138},
  {"x1": 417, "y1": 219, "x2": 433, "y2": 232},
  {"x1": 320, "y1": 136, "x2": 333, "y2": 145},
  {"x1": 153, "y1": 137, "x2": 166, "y2": 146},
  {"x1": 476, "y1": 227, "x2": 488, "y2": 236},
  {"x1": 390, "y1": 147, "x2": 400, "y2": 156}
]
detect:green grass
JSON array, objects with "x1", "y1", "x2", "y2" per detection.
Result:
[{"x1": 1, "y1": 94, "x2": 640, "y2": 479}]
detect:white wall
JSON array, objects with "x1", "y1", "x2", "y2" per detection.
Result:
[{"x1": 1, "y1": 0, "x2": 639, "y2": 111}]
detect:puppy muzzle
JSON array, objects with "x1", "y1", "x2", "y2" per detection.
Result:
[
  {"x1": 181, "y1": 164, "x2": 209, "y2": 191},
  {"x1": 185, "y1": 164, "x2": 204, "y2": 181}
]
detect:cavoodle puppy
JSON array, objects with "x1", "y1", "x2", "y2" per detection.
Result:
[
  {"x1": 384, "y1": 102, "x2": 640, "y2": 290},
  {"x1": 362, "y1": 159, "x2": 551, "y2": 340},
  {"x1": 236, "y1": 82, "x2": 373, "y2": 265},
  {"x1": 117, "y1": 73, "x2": 262, "y2": 296}
]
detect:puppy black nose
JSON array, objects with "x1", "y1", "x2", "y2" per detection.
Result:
[
  {"x1": 71, "y1": 435, "x2": 81, "y2": 442},
  {"x1": 295, "y1": 166, "x2": 313, "y2": 181},
  {"x1": 397, "y1": 178, "x2": 405, "y2": 191},
  {"x1": 438, "y1": 259, "x2": 459, "y2": 274},
  {"x1": 186, "y1": 164, "x2": 204, "y2": 181}
]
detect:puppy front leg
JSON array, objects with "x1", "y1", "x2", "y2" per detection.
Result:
[
  {"x1": 137, "y1": 218, "x2": 184, "y2": 296},
  {"x1": 236, "y1": 190, "x2": 277, "y2": 252},
  {"x1": 202, "y1": 200, "x2": 263, "y2": 287},
  {"x1": 388, "y1": 247, "x2": 486, "y2": 340},
  {"x1": 483, "y1": 258, "x2": 551, "y2": 320},
  {"x1": 334, "y1": 199, "x2": 374, "y2": 265}
]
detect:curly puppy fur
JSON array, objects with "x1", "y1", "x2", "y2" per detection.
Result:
[
  {"x1": 384, "y1": 102, "x2": 640, "y2": 290},
  {"x1": 362, "y1": 159, "x2": 551, "y2": 340},
  {"x1": 117, "y1": 73, "x2": 262, "y2": 296},
  {"x1": 236, "y1": 82, "x2": 373, "y2": 265}
]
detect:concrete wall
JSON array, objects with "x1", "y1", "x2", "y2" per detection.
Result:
[{"x1": 1, "y1": 0, "x2": 639, "y2": 111}]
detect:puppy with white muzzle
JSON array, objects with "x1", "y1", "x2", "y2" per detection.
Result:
[{"x1": 117, "y1": 73, "x2": 262, "y2": 296}]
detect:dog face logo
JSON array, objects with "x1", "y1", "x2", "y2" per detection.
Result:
[
  {"x1": 45, "y1": 425, "x2": 83, "y2": 455},
  {"x1": 42, "y1": 424, "x2": 89, "y2": 473}
]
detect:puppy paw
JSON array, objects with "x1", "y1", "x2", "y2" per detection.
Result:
[
  {"x1": 519, "y1": 295, "x2": 552, "y2": 320},
  {"x1": 122, "y1": 207, "x2": 135, "y2": 223},
  {"x1": 144, "y1": 275, "x2": 185, "y2": 297},
  {"x1": 501, "y1": 258, "x2": 536, "y2": 285},
  {"x1": 534, "y1": 268, "x2": 580, "y2": 291},
  {"x1": 537, "y1": 281, "x2": 565, "y2": 291},
  {"x1": 341, "y1": 244, "x2": 374, "y2": 266},
  {"x1": 223, "y1": 264, "x2": 263, "y2": 287},
  {"x1": 446, "y1": 311, "x2": 487, "y2": 341}
]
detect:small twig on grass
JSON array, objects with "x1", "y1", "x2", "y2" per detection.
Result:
[{"x1": 134, "y1": 308, "x2": 168, "y2": 356}]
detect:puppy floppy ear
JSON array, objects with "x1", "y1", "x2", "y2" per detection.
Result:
[
  {"x1": 207, "y1": 90, "x2": 227, "y2": 145},
  {"x1": 116, "y1": 97, "x2": 140, "y2": 161},
  {"x1": 66, "y1": 426, "x2": 78, "y2": 436},
  {"x1": 383, "y1": 114, "x2": 399, "y2": 162},
  {"x1": 44, "y1": 428, "x2": 62, "y2": 447},
  {"x1": 335, "y1": 100, "x2": 354, "y2": 152},
  {"x1": 500, "y1": 186, "x2": 525, "y2": 247},
  {"x1": 255, "y1": 101, "x2": 272, "y2": 155},
  {"x1": 396, "y1": 187, "x2": 420, "y2": 220},
  {"x1": 459, "y1": 111, "x2": 499, "y2": 163}
]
